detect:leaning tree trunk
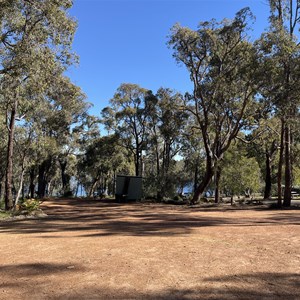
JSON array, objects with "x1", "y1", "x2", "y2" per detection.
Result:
[
  {"x1": 88, "y1": 174, "x2": 100, "y2": 197},
  {"x1": 14, "y1": 168, "x2": 25, "y2": 209},
  {"x1": 5, "y1": 101, "x2": 17, "y2": 211},
  {"x1": 192, "y1": 155, "x2": 214, "y2": 204},
  {"x1": 14, "y1": 151, "x2": 27, "y2": 209}
]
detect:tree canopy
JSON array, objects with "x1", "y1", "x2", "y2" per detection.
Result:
[{"x1": 1, "y1": 1, "x2": 300, "y2": 210}]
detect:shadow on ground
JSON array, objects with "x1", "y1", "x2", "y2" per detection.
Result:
[
  {"x1": 60, "y1": 272, "x2": 300, "y2": 299},
  {"x1": 0, "y1": 198, "x2": 299, "y2": 237},
  {"x1": 1, "y1": 263, "x2": 299, "y2": 300}
]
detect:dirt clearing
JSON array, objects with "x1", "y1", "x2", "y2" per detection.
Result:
[{"x1": 0, "y1": 198, "x2": 299, "y2": 299}]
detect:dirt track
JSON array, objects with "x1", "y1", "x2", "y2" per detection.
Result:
[{"x1": 0, "y1": 198, "x2": 299, "y2": 299}]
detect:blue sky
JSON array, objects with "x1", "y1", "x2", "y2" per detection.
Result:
[{"x1": 67, "y1": 0, "x2": 270, "y2": 117}]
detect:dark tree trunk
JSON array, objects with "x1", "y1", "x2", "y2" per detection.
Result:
[
  {"x1": 277, "y1": 119, "x2": 284, "y2": 208},
  {"x1": 5, "y1": 103, "x2": 17, "y2": 211},
  {"x1": 37, "y1": 158, "x2": 52, "y2": 199},
  {"x1": 283, "y1": 124, "x2": 292, "y2": 207},
  {"x1": 214, "y1": 165, "x2": 221, "y2": 204},
  {"x1": 60, "y1": 161, "x2": 67, "y2": 188},
  {"x1": 264, "y1": 152, "x2": 272, "y2": 199},
  {"x1": 135, "y1": 148, "x2": 140, "y2": 176},
  {"x1": 192, "y1": 156, "x2": 214, "y2": 204},
  {"x1": 38, "y1": 165, "x2": 47, "y2": 199},
  {"x1": 193, "y1": 162, "x2": 198, "y2": 193},
  {"x1": 165, "y1": 142, "x2": 171, "y2": 173},
  {"x1": 112, "y1": 170, "x2": 116, "y2": 196},
  {"x1": 29, "y1": 167, "x2": 35, "y2": 198},
  {"x1": 59, "y1": 159, "x2": 70, "y2": 195}
]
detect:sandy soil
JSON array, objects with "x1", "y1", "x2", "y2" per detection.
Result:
[{"x1": 0, "y1": 198, "x2": 299, "y2": 300}]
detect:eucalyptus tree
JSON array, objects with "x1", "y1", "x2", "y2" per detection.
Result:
[
  {"x1": 101, "y1": 83, "x2": 151, "y2": 176},
  {"x1": 0, "y1": 0, "x2": 78, "y2": 209},
  {"x1": 180, "y1": 126, "x2": 206, "y2": 195},
  {"x1": 220, "y1": 142, "x2": 262, "y2": 198},
  {"x1": 245, "y1": 118, "x2": 280, "y2": 199},
  {"x1": 0, "y1": 113, "x2": 7, "y2": 200},
  {"x1": 257, "y1": 0, "x2": 300, "y2": 207},
  {"x1": 25, "y1": 75, "x2": 87, "y2": 198},
  {"x1": 169, "y1": 8, "x2": 259, "y2": 203},
  {"x1": 146, "y1": 88, "x2": 188, "y2": 199},
  {"x1": 78, "y1": 134, "x2": 131, "y2": 197},
  {"x1": 45, "y1": 76, "x2": 87, "y2": 196}
]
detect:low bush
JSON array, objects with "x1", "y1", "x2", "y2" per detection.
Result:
[{"x1": 20, "y1": 199, "x2": 40, "y2": 213}]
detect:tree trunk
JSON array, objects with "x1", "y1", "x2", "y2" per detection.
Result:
[
  {"x1": 135, "y1": 148, "x2": 140, "y2": 176},
  {"x1": 14, "y1": 168, "x2": 25, "y2": 209},
  {"x1": 60, "y1": 161, "x2": 67, "y2": 188},
  {"x1": 156, "y1": 145, "x2": 160, "y2": 177},
  {"x1": 89, "y1": 178, "x2": 98, "y2": 197},
  {"x1": 14, "y1": 152, "x2": 27, "y2": 208},
  {"x1": 277, "y1": 119, "x2": 284, "y2": 208},
  {"x1": 59, "y1": 159, "x2": 70, "y2": 195},
  {"x1": 5, "y1": 102, "x2": 17, "y2": 211},
  {"x1": 29, "y1": 167, "x2": 35, "y2": 198},
  {"x1": 38, "y1": 165, "x2": 47, "y2": 198},
  {"x1": 0, "y1": 175, "x2": 5, "y2": 201},
  {"x1": 75, "y1": 181, "x2": 79, "y2": 197},
  {"x1": 264, "y1": 152, "x2": 272, "y2": 199},
  {"x1": 191, "y1": 156, "x2": 214, "y2": 204},
  {"x1": 214, "y1": 165, "x2": 221, "y2": 204},
  {"x1": 37, "y1": 158, "x2": 51, "y2": 199},
  {"x1": 283, "y1": 123, "x2": 292, "y2": 207},
  {"x1": 112, "y1": 170, "x2": 116, "y2": 196},
  {"x1": 193, "y1": 160, "x2": 199, "y2": 193},
  {"x1": 47, "y1": 180, "x2": 53, "y2": 197}
]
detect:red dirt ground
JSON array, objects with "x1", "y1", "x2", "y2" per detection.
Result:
[{"x1": 0, "y1": 198, "x2": 299, "y2": 299}]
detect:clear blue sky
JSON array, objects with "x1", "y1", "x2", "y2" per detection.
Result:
[{"x1": 67, "y1": 0, "x2": 270, "y2": 117}]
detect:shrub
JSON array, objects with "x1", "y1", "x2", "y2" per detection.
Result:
[
  {"x1": 173, "y1": 195, "x2": 182, "y2": 201},
  {"x1": 20, "y1": 199, "x2": 40, "y2": 213}
]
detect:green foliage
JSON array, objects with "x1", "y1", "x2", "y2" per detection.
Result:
[
  {"x1": 0, "y1": 0, "x2": 86, "y2": 207},
  {"x1": 0, "y1": 211, "x2": 10, "y2": 220},
  {"x1": 101, "y1": 83, "x2": 151, "y2": 176},
  {"x1": 2, "y1": 1, "x2": 300, "y2": 207},
  {"x1": 78, "y1": 134, "x2": 132, "y2": 197},
  {"x1": 292, "y1": 167, "x2": 300, "y2": 187},
  {"x1": 168, "y1": 8, "x2": 260, "y2": 201},
  {"x1": 144, "y1": 88, "x2": 188, "y2": 199},
  {"x1": 221, "y1": 143, "x2": 262, "y2": 196},
  {"x1": 20, "y1": 199, "x2": 40, "y2": 213}
]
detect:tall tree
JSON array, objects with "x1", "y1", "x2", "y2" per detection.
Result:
[
  {"x1": 101, "y1": 83, "x2": 151, "y2": 176},
  {"x1": 78, "y1": 134, "x2": 130, "y2": 197},
  {"x1": 146, "y1": 88, "x2": 188, "y2": 199},
  {"x1": 169, "y1": 8, "x2": 259, "y2": 203},
  {"x1": 244, "y1": 118, "x2": 280, "y2": 200},
  {"x1": 0, "y1": 0, "x2": 78, "y2": 210},
  {"x1": 258, "y1": 0, "x2": 300, "y2": 207}
]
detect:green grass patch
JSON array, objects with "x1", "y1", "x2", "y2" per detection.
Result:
[{"x1": 0, "y1": 211, "x2": 11, "y2": 220}]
